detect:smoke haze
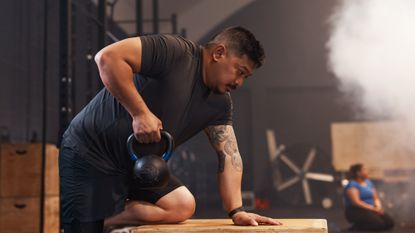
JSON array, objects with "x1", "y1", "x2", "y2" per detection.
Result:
[
  {"x1": 327, "y1": 0, "x2": 415, "y2": 225},
  {"x1": 327, "y1": 0, "x2": 415, "y2": 129}
]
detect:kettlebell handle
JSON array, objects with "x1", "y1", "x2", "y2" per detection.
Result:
[{"x1": 127, "y1": 131, "x2": 174, "y2": 162}]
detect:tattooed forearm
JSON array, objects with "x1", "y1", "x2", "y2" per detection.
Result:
[
  {"x1": 224, "y1": 138, "x2": 237, "y2": 155},
  {"x1": 223, "y1": 134, "x2": 243, "y2": 172},
  {"x1": 205, "y1": 125, "x2": 229, "y2": 144},
  {"x1": 231, "y1": 153, "x2": 243, "y2": 172},
  {"x1": 217, "y1": 150, "x2": 242, "y2": 173},
  {"x1": 206, "y1": 125, "x2": 243, "y2": 173},
  {"x1": 217, "y1": 151, "x2": 226, "y2": 173}
]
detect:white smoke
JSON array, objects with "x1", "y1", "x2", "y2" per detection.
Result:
[
  {"x1": 327, "y1": 0, "x2": 415, "y2": 224},
  {"x1": 327, "y1": 0, "x2": 415, "y2": 131}
]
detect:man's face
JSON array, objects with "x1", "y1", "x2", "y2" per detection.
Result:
[{"x1": 206, "y1": 45, "x2": 255, "y2": 94}]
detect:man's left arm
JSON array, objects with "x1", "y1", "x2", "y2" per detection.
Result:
[{"x1": 205, "y1": 125, "x2": 281, "y2": 226}]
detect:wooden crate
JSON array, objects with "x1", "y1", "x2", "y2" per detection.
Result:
[
  {"x1": 130, "y1": 219, "x2": 328, "y2": 233},
  {"x1": 44, "y1": 196, "x2": 60, "y2": 233},
  {"x1": 0, "y1": 143, "x2": 60, "y2": 233},
  {"x1": 331, "y1": 121, "x2": 415, "y2": 179},
  {"x1": 0, "y1": 196, "x2": 59, "y2": 233},
  {"x1": 0, "y1": 144, "x2": 59, "y2": 197}
]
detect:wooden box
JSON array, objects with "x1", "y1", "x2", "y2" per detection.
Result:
[
  {"x1": 331, "y1": 121, "x2": 415, "y2": 180},
  {"x1": 0, "y1": 144, "x2": 59, "y2": 197},
  {"x1": 0, "y1": 196, "x2": 59, "y2": 233},
  {"x1": 130, "y1": 219, "x2": 328, "y2": 233},
  {"x1": 0, "y1": 143, "x2": 60, "y2": 233}
]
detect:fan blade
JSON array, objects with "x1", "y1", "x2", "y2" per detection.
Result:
[
  {"x1": 278, "y1": 176, "x2": 301, "y2": 191},
  {"x1": 302, "y1": 148, "x2": 316, "y2": 172},
  {"x1": 302, "y1": 180, "x2": 313, "y2": 205},
  {"x1": 266, "y1": 129, "x2": 278, "y2": 162},
  {"x1": 280, "y1": 155, "x2": 301, "y2": 174},
  {"x1": 305, "y1": 172, "x2": 334, "y2": 182}
]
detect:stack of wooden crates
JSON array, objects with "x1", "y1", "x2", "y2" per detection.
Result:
[{"x1": 0, "y1": 143, "x2": 59, "y2": 233}]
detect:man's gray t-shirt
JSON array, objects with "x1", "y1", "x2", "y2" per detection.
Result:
[{"x1": 63, "y1": 34, "x2": 233, "y2": 174}]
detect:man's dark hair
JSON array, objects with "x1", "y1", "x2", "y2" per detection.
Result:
[
  {"x1": 206, "y1": 26, "x2": 265, "y2": 68},
  {"x1": 347, "y1": 163, "x2": 363, "y2": 180}
]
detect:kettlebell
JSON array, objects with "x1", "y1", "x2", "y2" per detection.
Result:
[{"x1": 127, "y1": 131, "x2": 174, "y2": 188}]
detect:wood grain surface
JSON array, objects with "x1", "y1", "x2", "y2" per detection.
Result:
[{"x1": 129, "y1": 219, "x2": 327, "y2": 233}]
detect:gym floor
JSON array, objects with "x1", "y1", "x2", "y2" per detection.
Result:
[{"x1": 194, "y1": 207, "x2": 415, "y2": 233}]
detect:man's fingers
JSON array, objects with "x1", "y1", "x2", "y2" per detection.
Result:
[
  {"x1": 272, "y1": 219, "x2": 283, "y2": 225},
  {"x1": 153, "y1": 130, "x2": 161, "y2": 142},
  {"x1": 134, "y1": 133, "x2": 143, "y2": 143},
  {"x1": 264, "y1": 218, "x2": 282, "y2": 225},
  {"x1": 144, "y1": 133, "x2": 152, "y2": 143},
  {"x1": 249, "y1": 218, "x2": 258, "y2": 226},
  {"x1": 136, "y1": 133, "x2": 150, "y2": 144},
  {"x1": 233, "y1": 215, "x2": 257, "y2": 226},
  {"x1": 255, "y1": 215, "x2": 282, "y2": 225},
  {"x1": 233, "y1": 213, "x2": 282, "y2": 226}
]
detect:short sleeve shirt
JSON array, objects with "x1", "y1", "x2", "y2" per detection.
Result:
[
  {"x1": 63, "y1": 34, "x2": 233, "y2": 174},
  {"x1": 343, "y1": 179, "x2": 375, "y2": 208}
]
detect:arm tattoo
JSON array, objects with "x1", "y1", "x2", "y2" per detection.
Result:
[
  {"x1": 217, "y1": 151, "x2": 226, "y2": 173},
  {"x1": 224, "y1": 135, "x2": 243, "y2": 172},
  {"x1": 224, "y1": 138, "x2": 237, "y2": 155},
  {"x1": 205, "y1": 125, "x2": 229, "y2": 144},
  {"x1": 231, "y1": 153, "x2": 243, "y2": 172},
  {"x1": 207, "y1": 125, "x2": 243, "y2": 173}
]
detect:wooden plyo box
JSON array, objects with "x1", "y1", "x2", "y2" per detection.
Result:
[
  {"x1": 129, "y1": 219, "x2": 328, "y2": 233},
  {"x1": 0, "y1": 196, "x2": 59, "y2": 233},
  {"x1": 0, "y1": 144, "x2": 60, "y2": 233},
  {"x1": 331, "y1": 121, "x2": 415, "y2": 180},
  {"x1": 0, "y1": 144, "x2": 59, "y2": 197}
]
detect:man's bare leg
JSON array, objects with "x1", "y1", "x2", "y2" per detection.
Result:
[{"x1": 104, "y1": 186, "x2": 196, "y2": 227}]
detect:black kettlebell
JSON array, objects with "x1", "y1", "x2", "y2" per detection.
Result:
[{"x1": 127, "y1": 131, "x2": 174, "y2": 188}]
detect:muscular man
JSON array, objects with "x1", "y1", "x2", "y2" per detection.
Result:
[{"x1": 59, "y1": 26, "x2": 281, "y2": 233}]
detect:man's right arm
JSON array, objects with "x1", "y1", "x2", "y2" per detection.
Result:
[{"x1": 95, "y1": 37, "x2": 162, "y2": 143}]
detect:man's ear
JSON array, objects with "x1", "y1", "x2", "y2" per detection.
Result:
[{"x1": 212, "y1": 44, "x2": 226, "y2": 61}]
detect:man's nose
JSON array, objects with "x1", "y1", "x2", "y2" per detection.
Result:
[{"x1": 235, "y1": 77, "x2": 244, "y2": 86}]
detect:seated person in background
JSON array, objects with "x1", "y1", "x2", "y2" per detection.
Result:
[{"x1": 343, "y1": 163, "x2": 394, "y2": 231}]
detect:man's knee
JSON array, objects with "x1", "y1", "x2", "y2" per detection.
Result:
[
  {"x1": 175, "y1": 188, "x2": 196, "y2": 221},
  {"x1": 157, "y1": 186, "x2": 196, "y2": 222}
]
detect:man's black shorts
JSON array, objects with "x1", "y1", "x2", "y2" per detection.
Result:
[{"x1": 59, "y1": 138, "x2": 183, "y2": 223}]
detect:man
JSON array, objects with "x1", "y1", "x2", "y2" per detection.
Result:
[{"x1": 59, "y1": 26, "x2": 281, "y2": 233}]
